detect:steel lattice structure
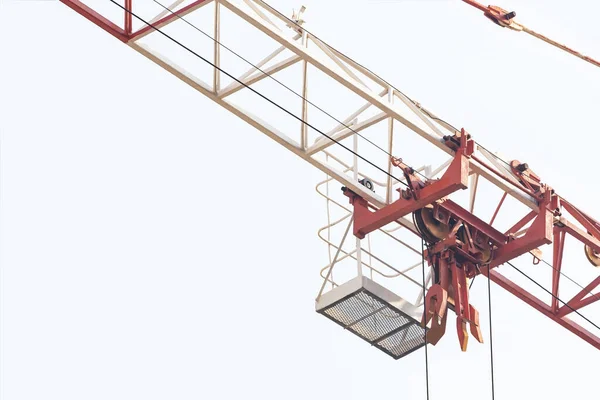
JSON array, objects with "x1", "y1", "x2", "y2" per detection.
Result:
[{"x1": 57, "y1": 0, "x2": 600, "y2": 354}]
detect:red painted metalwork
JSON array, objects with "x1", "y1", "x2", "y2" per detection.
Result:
[
  {"x1": 422, "y1": 255, "x2": 449, "y2": 345},
  {"x1": 558, "y1": 276, "x2": 600, "y2": 318},
  {"x1": 504, "y1": 210, "x2": 537, "y2": 236},
  {"x1": 343, "y1": 131, "x2": 473, "y2": 239},
  {"x1": 343, "y1": 129, "x2": 600, "y2": 351},
  {"x1": 57, "y1": 2, "x2": 600, "y2": 353},
  {"x1": 491, "y1": 208, "x2": 552, "y2": 268},
  {"x1": 423, "y1": 250, "x2": 484, "y2": 351},
  {"x1": 471, "y1": 155, "x2": 537, "y2": 198},
  {"x1": 563, "y1": 223, "x2": 600, "y2": 252},
  {"x1": 60, "y1": 0, "x2": 130, "y2": 43},
  {"x1": 462, "y1": 0, "x2": 600, "y2": 69},
  {"x1": 442, "y1": 200, "x2": 505, "y2": 245},
  {"x1": 462, "y1": 0, "x2": 488, "y2": 13},
  {"x1": 488, "y1": 269, "x2": 600, "y2": 351},
  {"x1": 128, "y1": 0, "x2": 212, "y2": 41},
  {"x1": 61, "y1": 0, "x2": 211, "y2": 44},
  {"x1": 125, "y1": 0, "x2": 133, "y2": 35},
  {"x1": 489, "y1": 192, "x2": 507, "y2": 226},
  {"x1": 562, "y1": 201, "x2": 600, "y2": 242},
  {"x1": 552, "y1": 228, "x2": 566, "y2": 313}
]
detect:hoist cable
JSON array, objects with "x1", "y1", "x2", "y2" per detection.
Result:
[
  {"x1": 152, "y1": 0, "x2": 418, "y2": 182},
  {"x1": 242, "y1": 2, "x2": 600, "y2": 367},
  {"x1": 259, "y1": 1, "x2": 462, "y2": 134},
  {"x1": 260, "y1": 2, "x2": 430, "y2": 109},
  {"x1": 487, "y1": 265, "x2": 496, "y2": 400},
  {"x1": 157, "y1": 0, "x2": 554, "y2": 188},
  {"x1": 113, "y1": 0, "x2": 600, "y2": 353},
  {"x1": 421, "y1": 239, "x2": 430, "y2": 400},
  {"x1": 110, "y1": 0, "x2": 410, "y2": 187},
  {"x1": 507, "y1": 261, "x2": 600, "y2": 332},
  {"x1": 261, "y1": 0, "x2": 562, "y2": 185},
  {"x1": 259, "y1": 0, "x2": 532, "y2": 184},
  {"x1": 469, "y1": 275, "x2": 476, "y2": 290},
  {"x1": 536, "y1": 257, "x2": 600, "y2": 310}
]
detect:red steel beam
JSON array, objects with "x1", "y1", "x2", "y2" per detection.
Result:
[
  {"x1": 488, "y1": 269, "x2": 600, "y2": 351},
  {"x1": 504, "y1": 210, "x2": 536, "y2": 235},
  {"x1": 491, "y1": 209, "x2": 553, "y2": 268},
  {"x1": 349, "y1": 152, "x2": 469, "y2": 239},
  {"x1": 128, "y1": 0, "x2": 213, "y2": 42},
  {"x1": 557, "y1": 275, "x2": 600, "y2": 318},
  {"x1": 560, "y1": 221, "x2": 600, "y2": 253},
  {"x1": 462, "y1": 0, "x2": 488, "y2": 13},
  {"x1": 471, "y1": 155, "x2": 537, "y2": 199},
  {"x1": 551, "y1": 228, "x2": 566, "y2": 313},
  {"x1": 441, "y1": 199, "x2": 505, "y2": 244},
  {"x1": 61, "y1": 0, "x2": 212, "y2": 44},
  {"x1": 60, "y1": 0, "x2": 130, "y2": 43},
  {"x1": 562, "y1": 201, "x2": 600, "y2": 241},
  {"x1": 58, "y1": 0, "x2": 600, "y2": 354},
  {"x1": 125, "y1": 0, "x2": 133, "y2": 35}
]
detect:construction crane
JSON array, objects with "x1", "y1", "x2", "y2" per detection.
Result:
[{"x1": 55, "y1": 0, "x2": 600, "y2": 360}]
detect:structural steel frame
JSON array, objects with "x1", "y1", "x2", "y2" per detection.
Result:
[{"x1": 57, "y1": 0, "x2": 600, "y2": 350}]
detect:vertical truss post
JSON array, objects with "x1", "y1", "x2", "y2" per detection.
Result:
[
  {"x1": 317, "y1": 217, "x2": 354, "y2": 301},
  {"x1": 300, "y1": 31, "x2": 309, "y2": 149},
  {"x1": 60, "y1": 0, "x2": 130, "y2": 42},
  {"x1": 552, "y1": 228, "x2": 566, "y2": 313},
  {"x1": 386, "y1": 87, "x2": 394, "y2": 204},
  {"x1": 469, "y1": 174, "x2": 479, "y2": 213},
  {"x1": 353, "y1": 117, "x2": 363, "y2": 276},
  {"x1": 213, "y1": 0, "x2": 221, "y2": 93},
  {"x1": 125, "y1": 0, "x2": 133, "y2": 35}
]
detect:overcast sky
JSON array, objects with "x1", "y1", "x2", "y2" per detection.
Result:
[{"x1": 1, "y1": 1, "x2": 600, "y2": 399}]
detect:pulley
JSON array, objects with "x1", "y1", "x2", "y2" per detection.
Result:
[
  {"x1": 584, "y1": 244, "x2": 600, "y2": 267},
  {"x1": 414, "y1": 205, "x2": 451, "y2": 244},
  {"x1": 359, "y1": 178, "x2": 375, "y2": 192},
  {"x1": 458, "y1": 226, "x2": 492, "y2": 264}
]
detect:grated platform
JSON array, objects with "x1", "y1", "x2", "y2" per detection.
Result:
[{"x1": 316, "y1": 276, "x2": 426, "y2": 359}]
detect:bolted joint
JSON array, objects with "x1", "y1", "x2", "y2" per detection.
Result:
[
  {"x1": 516, "y1": 162, "x2": 529, "y2": 172},
  {"x1": 443, "y1": 128, "x2": 475, "y2": 156},
  {"x1": 483, "y1": 5, "x2": 523, "y2": 31}
]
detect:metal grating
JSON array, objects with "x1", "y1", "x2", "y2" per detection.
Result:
[
  {"x1": 316, "y1": 277, "x2": 426, "y2": 360},
  {"x1": 376, "y1": 323, "x2": 426, "y2": 358}
]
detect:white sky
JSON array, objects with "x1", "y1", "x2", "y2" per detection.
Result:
[{"x1": 1, "y1": 0, "x2": 600, "y2": 399}]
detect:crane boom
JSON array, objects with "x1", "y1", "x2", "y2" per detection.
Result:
[{"x1": 57, "y1": 0, "x2": 600, "y2": 353}]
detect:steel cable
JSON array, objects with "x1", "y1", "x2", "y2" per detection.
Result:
[{"x1": 110, "y1": 0, "x2": 411, "y2": 187}]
